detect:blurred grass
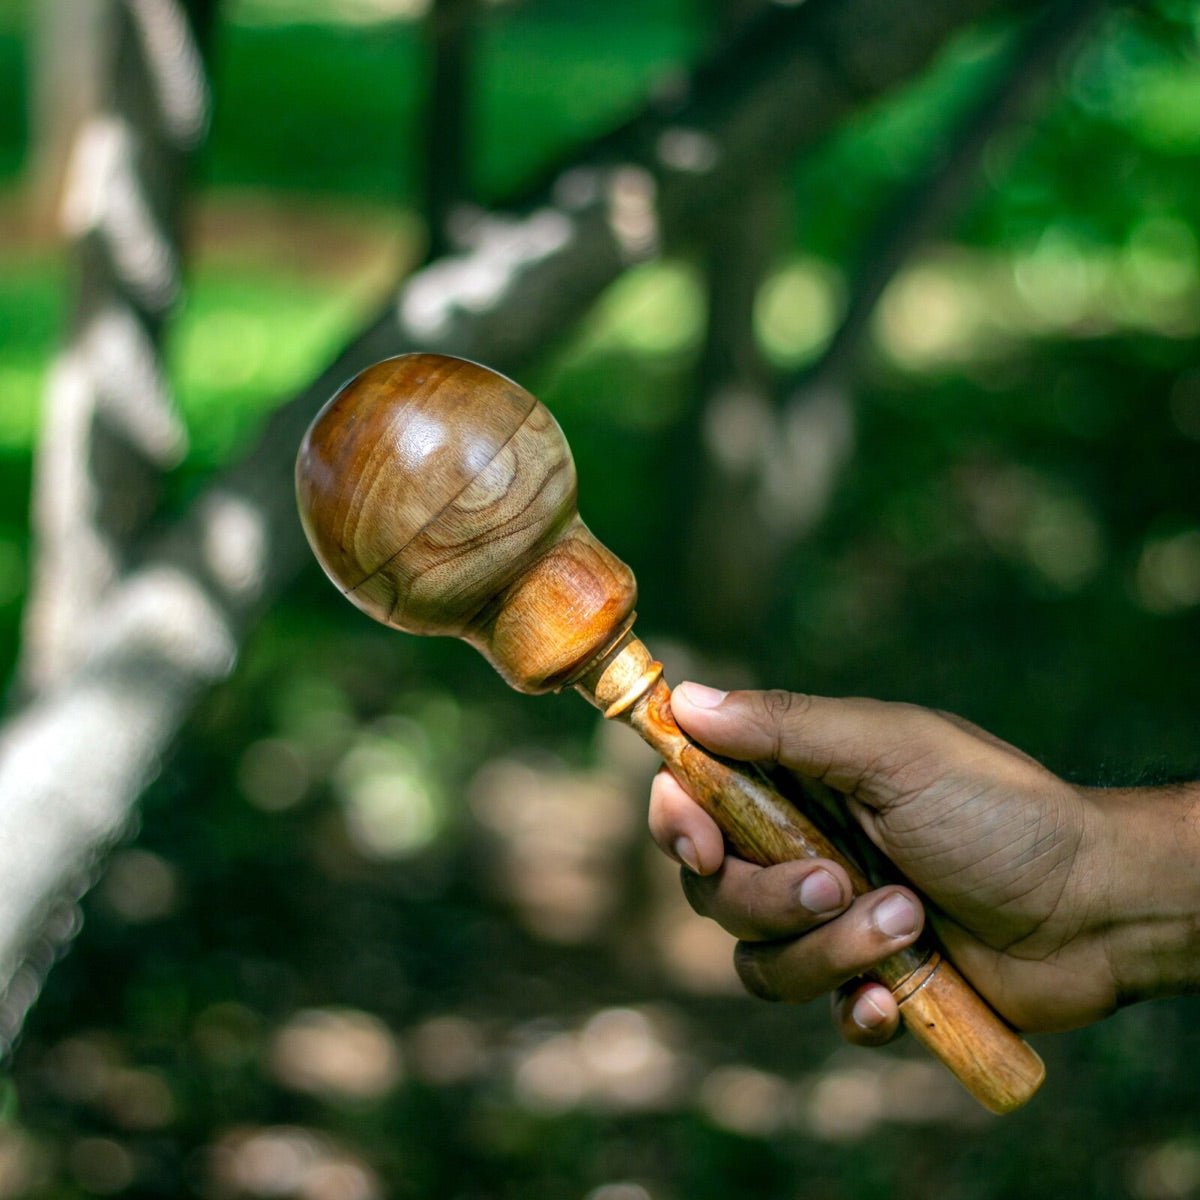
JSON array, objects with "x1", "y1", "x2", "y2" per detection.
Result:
[
  {"x1": 168, "y1": 267, "x2": 380, "y2": 465},
  {"x1": 205, "y1": 0, "x2": 702, "y2": 202}
]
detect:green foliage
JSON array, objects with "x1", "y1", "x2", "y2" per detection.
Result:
[
  {"x1": 1, "y1": 2, "x2": 1200, "y2": 1198},
  {"x1": 167, "y1": 268, "x2": 372, "y2": 466}
]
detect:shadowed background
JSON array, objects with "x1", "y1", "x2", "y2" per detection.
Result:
[{"x1": 0, "y1": 0, "x2": 1199, "y2": 1197}]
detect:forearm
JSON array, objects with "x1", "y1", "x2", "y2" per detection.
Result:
[{"x1": 1090, "y1": 782, "x2": 1200, "y2": 1005}]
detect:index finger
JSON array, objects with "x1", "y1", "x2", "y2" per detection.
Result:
[{"x1": 669, "y1": 684, "x2": 945, "y2": 804}]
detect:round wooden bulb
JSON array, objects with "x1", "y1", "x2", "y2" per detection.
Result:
[{"x1": 295, "y1": 353, "x2": 637, "y2": 693}]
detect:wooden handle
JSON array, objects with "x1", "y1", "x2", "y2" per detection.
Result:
[{"x1": 574, "y1": 632, "x2": 1045, "y2": 1115}]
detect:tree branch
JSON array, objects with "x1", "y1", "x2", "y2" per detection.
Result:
[
  {"x1": 806, "y1": 0, "x2": 1106, "y2": 400},
  {"x1": 749, "y1": 0, "x2": 1104, "y2": 555}
]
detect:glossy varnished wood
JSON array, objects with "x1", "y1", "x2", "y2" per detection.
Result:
[
  {"x1": 297, "y1": 354, "x2": 636, "y2": 692},
  {"x1": 296, "y1": 352, "x2": 1045, "y2": 1113}
]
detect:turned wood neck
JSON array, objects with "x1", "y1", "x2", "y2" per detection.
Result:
[
  {"x1": 468, "y1": 514, "x2": 638, "y2": 694},
  {"x1": 571, "y1": 628, "x2": 660, "y2": 717}
]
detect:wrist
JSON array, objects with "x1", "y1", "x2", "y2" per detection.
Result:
[{"x1": 1087, "y1": 781, "x2": 1200, "y2": 1006}]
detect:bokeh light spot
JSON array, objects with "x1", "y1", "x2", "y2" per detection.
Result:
[
  {"x1": 67, "y1": 1137, "x2": 134, "y2": 1195},
  {"x1": 98, "y1": 849, "x2": 180, "y2": 923},
  {"x1": 1130, "y1": 1138, "x2": 1200, "y2": 1200},
  {"x1": 699, "y1": 1064, "x2": 793, "y2": 1136},
  {"x1": 408, "y1": 1015, "x2": 487, "y2": 1086},
  {"x1": 269, "y1": 1008, "x2": 402, "y2": 1102},
  {"x1": 755, "y1": 258, "x2": 840, "y2": 367},
  {"x1": 238, "y1": 737, "x2": 310, "y2": 812},
  {"x1": 1135, "y1": 530, "x2": 1200, "y2": 613}
]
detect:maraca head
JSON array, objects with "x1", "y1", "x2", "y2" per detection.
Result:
[{"x1": 296, "y1": 353, "x2": 636, "y2": 692}]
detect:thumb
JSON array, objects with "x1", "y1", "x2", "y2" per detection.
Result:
[{"x1": 670, "y1": 683, "x2": 929, "y2": 801}]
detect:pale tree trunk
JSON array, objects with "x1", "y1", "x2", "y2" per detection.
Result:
[
  {"x1": 26, "y1": 0, "x2": 109, "y2": 236},
  {"x1": 21, "y1": 0, "x2": 210, "y2": 695},
  {"x1": 0, "y1": 0, "x2": 1026, "y2": 1053}
]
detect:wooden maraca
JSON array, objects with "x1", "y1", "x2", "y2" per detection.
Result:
[{"x1": 295, "y1": 352, "x2": 1045, "y2": 1113}]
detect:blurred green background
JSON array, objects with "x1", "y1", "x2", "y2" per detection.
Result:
[{"x1": 1, "y1": 0, "x2": 1200, "y2": 1197}]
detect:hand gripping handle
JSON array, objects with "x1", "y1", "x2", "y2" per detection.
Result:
[{"x1": 575, "y1": 633, "x2": 1045, "y2": 1114}]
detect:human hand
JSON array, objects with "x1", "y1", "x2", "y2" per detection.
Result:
[{"x1": 648, "y1": 685, "x2": 1175, "y2": 1045}]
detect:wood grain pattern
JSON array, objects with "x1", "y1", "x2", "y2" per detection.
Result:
[
  {"x1": 296, "y1": 354, "x2": 635, "y2": 692},
  {"x1": 296, "y1": 351, "x2": 1045, "y2": 1112}
]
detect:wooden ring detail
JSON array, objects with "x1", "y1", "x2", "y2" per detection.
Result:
[
  {"x1": 890, "y1": 950, "x2": 942, "y2": 1006},
  {"x1": 604, "y1": 660, "x2": 664, "y2": 719}
]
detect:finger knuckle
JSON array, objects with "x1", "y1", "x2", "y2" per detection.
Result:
[
  {"x1": 757, "y1": 690, "x2": 813, "y2": 762},
  {"x1": 760, "y1": 689, "x2": 810, "y2": 720},
  {"x1": 899, "y1": 702, "x2": 951, "y2": 742},
  {"x1": 733, "y1": 943, "x2": 781, "y2": 1002},
  {"x1": 760, "y1": 689, "x2": 795, "y2": 720}
]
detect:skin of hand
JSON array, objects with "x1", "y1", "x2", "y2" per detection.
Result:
[{"x1": 648, "y1": 683, "x2": 1200, "y2": 1046}]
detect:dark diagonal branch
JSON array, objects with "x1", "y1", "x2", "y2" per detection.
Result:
[
  {"x1": 807, "y1": 0, "x2": 1105, "y2": 399},
  {"x1": 749, "y1": 0, "x2": 1104, "y2": 556}
]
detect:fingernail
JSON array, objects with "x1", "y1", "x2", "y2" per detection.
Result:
[
  {"x1": 873, "y1": 893, "x2": 917, "y2": 939},
  {"x1": 676, "y1": 682, "x2": 727, "y2": 709},
  {"x1": 798, "y1": 869, "x2": 843, "y2": 915},
  {"x1": 852, "y1": 991, "x2": 890, "y2": 1031},
  {"x1": 674, "y1": 836, "x2": 700, "y2": 873}
]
